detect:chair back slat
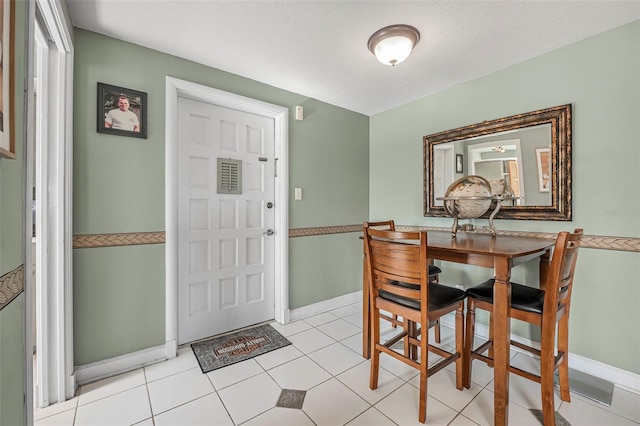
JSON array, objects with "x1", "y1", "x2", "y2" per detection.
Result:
[
  {"x1": 377, "y1": 279, "x2": 421, "y2": 300},
  {"x1": 369, "y1": 244, "x2": 422, "y2": 283},
  {"x1": 366, "y1": 220, "x2": 396, "y2": 231}
]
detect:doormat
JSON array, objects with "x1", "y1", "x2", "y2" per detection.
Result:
[{"x1": 191, "y1": 323, "x2": 291, "y2": 373}]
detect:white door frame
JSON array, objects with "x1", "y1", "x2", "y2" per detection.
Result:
[
  {"x1": 433, "y1": 144, "x2": 454, "y2": 206},
  {"x1": 467, "y1": 139, "x2": 526, "y2": 200},
  {"x1": 24, "y1": 0, "x2": 75, "y2": 419},
  {"x1": 164, "y1": 77, "x2": 289, "y2": 357}
]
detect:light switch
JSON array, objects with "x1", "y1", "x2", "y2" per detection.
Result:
[{"x1": 294, "y1": 187, "x2": 302, "y2": 200}]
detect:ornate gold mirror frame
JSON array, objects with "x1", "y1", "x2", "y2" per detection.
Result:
[{"x1": 423, "y1": 104, "x2": 572, "y2": 220}]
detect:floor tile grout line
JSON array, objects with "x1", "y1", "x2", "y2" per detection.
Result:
[
  {"x1": 32, "y1": 404, "x2": 78, "y2": 423},
  {"x1": 150, "y1": 391, "x2": 219, "y2": 422},
  {"x1": 448, "y1": 412, "x2": 481, "y2": 426},
  {"x1": 71, "y1": 402, "x2": 78, "y2": 426},
  {"x1": 141, "y1": 368, "x2": 155, "y2": 425},
  {"x1": 145, "y1": 364, "x2": 201, "y2": 385},
  {"x1": 75, "y1": 381, "x2": 148, "y2": 411},
  {"x1": 208, "y1": 361, "x2": 252, "y2": 426}
]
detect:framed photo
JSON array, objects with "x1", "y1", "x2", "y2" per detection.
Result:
[
  {"x1": 97, "y1": 82, "x2": 147, "y2": 138},
  {"x1": 455, "y1": 154, "x2": 464, "y2": 173},
  {"x1": 0, "y1": 0, "x2": 16, "y2": 159},
  {"x1": 536, "y1": 148, "x2": 550, "y2": 192}
]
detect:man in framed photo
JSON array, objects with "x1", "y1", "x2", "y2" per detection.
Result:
[{"x1": 104, "y1": 95, "x2": 140, "y2": 132}]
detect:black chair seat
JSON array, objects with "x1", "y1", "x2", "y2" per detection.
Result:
[
  {"x1": 429, "y1": 265, "x2": 442, "y2": 276},
  {"x1": 381, "y1": 282, "x2": 466, "y2": 311},
  {"x1": 466, "y1": 278, "x2": 545, "y2": 314}
]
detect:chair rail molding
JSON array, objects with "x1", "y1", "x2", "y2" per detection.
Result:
[
  {"x1": 71, "y1": 228, "x2": 640, "y2": 253},
  {"x1": 0, "y1": 264, "x2": 24, "y2": 311}
]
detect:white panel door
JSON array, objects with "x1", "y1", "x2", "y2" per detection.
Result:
[{"x1": 177, "y1": 97, "x2": 275, "y2": 344}]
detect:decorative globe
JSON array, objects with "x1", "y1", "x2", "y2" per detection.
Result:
[{"x1": 444, "y1": 176, "x2": 492, "y2": 219}]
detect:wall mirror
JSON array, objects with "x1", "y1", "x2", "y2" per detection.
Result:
[{"x1": 423, "y1": 104, "x2": 572, "y2": 220}]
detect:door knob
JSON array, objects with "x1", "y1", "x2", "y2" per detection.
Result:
[{"x1": 264, "y1": 229, "x2": 274, "y2": 236}]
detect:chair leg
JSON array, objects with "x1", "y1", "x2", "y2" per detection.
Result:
[
  {"x1": 418, "y1": 326, "x2": 429, "y2": 423},
  {"x1": 434, "y1": 319, "x2": 441, "y2": 343},
  {"x1": 455, "y1": 304, "x2": 464, "y2": 390},
  {"x1": 370, "y1": 346, "x2": 380, "y2": 390},
  {"x1": 418, "y1": 370, "x2": 427, "y2": 423},
  {"x1": 488, "y1": 312, "x2": 494, "y2": 362},
  {"x1": 463, "y1": 299, "x2": 476, "y2": 389},
  {"x1": 370, "y1": 305, "x2": 380, "y2": 390},
  {"x1": 557, "y1": 314, "x2": 571, "y2": 402},
  {"x1": 540, "y1": 326, "x2": 557, "y2": 426},
  {"x1": 403, "y1": 318, "x2": 411, "y2": 359},
  {"x1": 429, "y1": 273, "x2": 441, "y2": 343}
]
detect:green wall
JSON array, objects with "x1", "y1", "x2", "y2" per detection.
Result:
[
  {"x1": 370, "y1": 21, "x2": 640, "y2": 373},
  {"x1": 73, "y1": 29, "x2": 369, "y2": 365},
  {"x1": 0, "y1": 1, "x2": 28, "y2": 424}
]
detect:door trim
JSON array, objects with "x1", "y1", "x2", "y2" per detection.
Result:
[
  {"x1": 25, "y1": 0, "x2": 75, "y2": 418},
  {"x1": 164, "y1": 77, "x2": 289, "y2": 357}
]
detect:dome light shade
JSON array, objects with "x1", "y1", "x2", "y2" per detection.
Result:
[{"x1": 368, "y1": 24, "x2": 420, "y2": 66}]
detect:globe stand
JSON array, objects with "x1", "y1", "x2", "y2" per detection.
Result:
[{"x1": 437, "y1": 196, "x2": 518, "y2": 237}]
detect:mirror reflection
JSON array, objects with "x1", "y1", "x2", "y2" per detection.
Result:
[
  {"x1": 424, "y1": 104, "x2": 572, "y2": 221},
  {"x1": 434, "y1": 124, "x2": 551, "y2": 207}
]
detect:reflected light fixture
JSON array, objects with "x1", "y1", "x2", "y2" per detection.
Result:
[
  {"x1": 491, "y1": 146, "x2": 506, "y2": 153},
  {"x1": 368, "y1": 24, "x2": 420, "y2": 66}
]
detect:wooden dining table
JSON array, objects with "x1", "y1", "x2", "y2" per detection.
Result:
[{"x1": 361, "y1": 229, "x2": 555, "y2": 426}]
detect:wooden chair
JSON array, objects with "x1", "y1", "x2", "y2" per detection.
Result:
[
  {"x1": 463, "y1": 229, "x2": 583, "y2": 426},
  {"x1": 364, "y1": 227, "x2": 466, "y2": 423},
  {"x1": 364, "y1": 221, "x2": 442, "y2": 341}
]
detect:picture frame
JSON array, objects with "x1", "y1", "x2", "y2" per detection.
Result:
[
  {"x1": 97, "y1": 82, "x2": 147, "y2": 138},
  {"x1": 0, "y1": 0, "x2": 16, "y2": 159},
  {"x1": 536, "y1": 148, "x2": 550, "y2": 192},
  {"x1": 455, "y1": 154, "x2": 464, "y2": 173}
]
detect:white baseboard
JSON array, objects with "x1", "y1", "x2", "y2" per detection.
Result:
[
  {"x1": 439, "y1": 314, "x2": 640, "y2": 394},
  {"x1": 74, "y1": 342, "x2": 172, "y2": 386},
  {"x1": 289, "y1": 291, "x2": 361, "y2": 322},
  {"x1": 164, "y1": 339, "x2": 177, "y2": 359},
  {"x1": 67, "y1": 373, "x2": 76, "y2": 400}
]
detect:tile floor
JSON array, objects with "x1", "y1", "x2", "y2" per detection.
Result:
[{"x1": 34, "y1": 302, "x2": 640, "y2": 425}]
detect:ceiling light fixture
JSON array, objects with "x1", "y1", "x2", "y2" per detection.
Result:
[{"x1": 368, "y1": 24, "x2": 420, "y2": 66}]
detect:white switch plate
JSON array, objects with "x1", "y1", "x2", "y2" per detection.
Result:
[{"x1": 294, "y1": 187, "x2": 302, "y2": 200}]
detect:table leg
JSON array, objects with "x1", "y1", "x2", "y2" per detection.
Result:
[
  {"x1": 362, "y1": 252, "x2": 371, "y2": 359},
  {"x1": 493, "y1": 257, "x2": 511, "y2": 426},
  {"x1": 538, "y1": 248, "x2": 551, "y2": 292}
]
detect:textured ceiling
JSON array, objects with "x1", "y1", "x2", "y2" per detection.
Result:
[{"x1": 68, "y1": 1, "x2": 640, "y2": 116}]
